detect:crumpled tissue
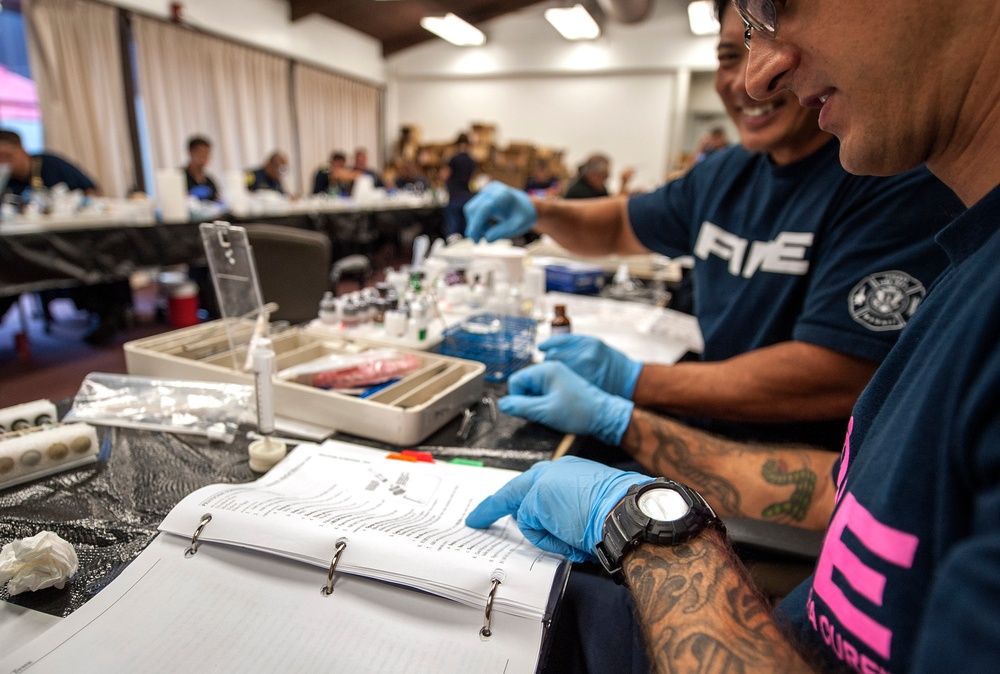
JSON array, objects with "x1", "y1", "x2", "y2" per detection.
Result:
[{"x1": 0, "y1": 531, "x2": 79, "y2": 595}]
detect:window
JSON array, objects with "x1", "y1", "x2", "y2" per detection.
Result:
[{"x1": 0, "y1": 5, "x2": 44, "y2": 152}]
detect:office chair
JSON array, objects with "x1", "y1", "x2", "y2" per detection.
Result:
[{"x1": 243, "y1": 224, "x2": 332, "y2": 325}]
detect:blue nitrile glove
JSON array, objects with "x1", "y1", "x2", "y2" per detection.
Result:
[
  {"x1": 466, "y1": 457, "x2": 653, "y2": 562},
  {"x1": 539, "y1": 334, "x2": 644, "y2": 400},
  {"x1": 463, "y1": 181, "x2": 537, "y2": 243},
  {"x1": 499, "y1": 361, "x2": 635, "y2": 446}
]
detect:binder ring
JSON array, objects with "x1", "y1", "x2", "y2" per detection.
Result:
[
  {"x1": 321, "y1": 538, "x2": 348, "y2": 596},
  {"x1": 480, "y1": 569, "x2": 505, "y2": 638},
  {"x1": 184, "y1": 513, "x2": 213, "y2": 558}
]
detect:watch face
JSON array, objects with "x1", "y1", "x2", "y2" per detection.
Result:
[{"x1": 637, "y1": 487, "x2": 691, "y2": 522}]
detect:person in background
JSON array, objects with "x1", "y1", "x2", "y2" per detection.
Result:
[
  {"x1": 184, "y1": 136, "x2": 220, "y2": 202},
  {"x1": 312, "y1": 151, "x2": 354, "y2": 197},
  {"x1": 467, "y1": 0, "x2": 1000, "y2": 671},
  {"x1": 246, "y1": 152, "x2": 287, "y2": 194},
  {"x1": 564, "y1": 154, "x2": 634, "y2": 199},
  {"x1": 440, "y1": 133, "x2": 476, "y2": 237},
  {"x1": 464, "y1": 0, "x2": 962, "y2": 457},
  {"x1": 393, "y1": 158, "x2": 429, "y2": 191},
  {"x1": 524, "y1": 158, "x2": 561, "y2": 198},
  {"x1": 694, "y1": 126, "x2": 730, "y2": 163},
  {"x1": 351, "y1": 148, "x2": 384, "y2": 188},
  {"x1": 0, "y1": 129, "x2": 98, "y2": 202},
  {"x1": 0, "y1": 129, "x2": 133, "y2": 345}
]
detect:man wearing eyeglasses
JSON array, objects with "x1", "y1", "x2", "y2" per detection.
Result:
[{"x1": 466, "y1": 0, "x2": 999, "y2": 672}]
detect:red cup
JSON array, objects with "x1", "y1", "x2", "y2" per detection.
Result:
[{"x1": 168, "y1": 282, "x2": 200, "y2": 328}]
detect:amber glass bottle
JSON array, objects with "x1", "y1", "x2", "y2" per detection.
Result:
[{"x1": 551, "y1": 304, "x2": 571, "y2": 334}]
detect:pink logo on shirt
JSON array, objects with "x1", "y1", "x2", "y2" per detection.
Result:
[{"x1": 813, "y1": 492, "x2": 919, "y2": 660}]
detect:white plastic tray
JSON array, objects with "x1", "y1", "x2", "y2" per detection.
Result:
[{"x1": 124, "y1": 322, "x2": 485, "y2": 446}]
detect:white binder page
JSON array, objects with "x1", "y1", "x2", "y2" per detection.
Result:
[
  {"x1": 0, "y1": 534, "x2": 544, "y2": 674},
  {"x1": 158, "y1": 441, "x2": 565, "y2": 620}
]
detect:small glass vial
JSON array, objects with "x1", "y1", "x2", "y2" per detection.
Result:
[
  {"x1": 318, "y1": 291, "x2": 338, "y2": 325},
  {"x1": 341, "y1": 297, "x2": 359, "y2": 328},
  {"x1": 551, "y1": 304, "x2": 571, "y2": 334}
]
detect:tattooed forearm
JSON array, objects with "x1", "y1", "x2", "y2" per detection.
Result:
[
  {"x1": 620, "y1": 408, "x2": 836, "y2": 528},
  {"x1": 624, "y1": 533, "x2": 812, "y2": 674},
  {"x1": 621, "y1": 408, "x2": 744, "y2": 513},
  {"x1": 761, "y1": 460, "x2": 816, "y2": 522},
  {"x1": 647, "y1": 422, "x2": 742, "y2": 515}
]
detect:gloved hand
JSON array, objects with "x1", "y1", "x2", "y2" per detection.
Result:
[
  {"x1": 499, "y1": 361, "x2": 635, "y2": 446},
  {"x1": 539, "y1": 334, "x2": 644, "y2": 399},
  {"x1": 466, "y1": 457, "x2": 652, "y2": 562},
  {"x1": 463, "y1": 181, "x2": 537, "y2": 242}
]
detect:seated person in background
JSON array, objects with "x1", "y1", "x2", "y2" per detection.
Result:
[
  {"x1": 393, "y1": 158, "x2": 428, "y2": 191},
  {"x1": 524, "y1": 158, "x2": 561, "y2": 197},
  {"x1": 312, "y1": 151, "x2": 355, "y2": 197},
  {"x1": 467, "y1": 0, "x2": 1000, "y2": 671},
  {"x1": 352, "y1": 148, "x2": 385, "y2": 188},
  {"x1": 464, "y1": 0, "x2": 963, "y2": 454},
  {"x1": 184, "y1": 136, "x2": 220, "y2": 202},
  {"x1": 0, "y1": 129, "x2": 98, "y2": 202},
  {"x1": 0, "y1": 129, "x2": 130, "y2": 345},
  {"x1": 246, "y1": 152, "x2": 287, "y2": 193},
  {"x1": 564, "y1": 153, "x2": 634, "y2": 199},
  {"x1": 694, "y1": 125, "x2": 730, "y2": 163}
]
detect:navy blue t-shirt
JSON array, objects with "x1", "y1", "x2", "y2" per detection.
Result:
[
  {"x1": 185, "y1": 167, "x2": 219, "y2": 202},
  {"x1": 627, "y1": 140, "x2": 963, "y2": 448},
  {"x1": 5, "y1": 153, "x2": 96, "y2": 197},
  {"x1": 776, "y1": 182, "x2": 1000, "y2": 673},
  {"x1": 246, "y1": 167, "x2": 283, "y2": 194},
  {"x1": 446, "y1": 151, "x2": 476, "y2": 200}
]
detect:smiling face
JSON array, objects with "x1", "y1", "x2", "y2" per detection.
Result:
[
  {"x1": 715, "y1": 3, "x2": 830, "y2": 165},
  {"x1": 741, "y1": 0, "x2": 988, "y2": 189}
]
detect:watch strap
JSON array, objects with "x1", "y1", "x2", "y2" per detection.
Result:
[{"x1": 596, "y1": 478, "x2": 724, "y2": 584}]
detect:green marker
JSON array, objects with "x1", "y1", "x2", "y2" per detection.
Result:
[{"x1": 449, "y1": 457, "x2": 484, "y2": 467}]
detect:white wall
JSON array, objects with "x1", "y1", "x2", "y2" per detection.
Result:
[
  {"x1": 387, "y1": 0, "x2": 720, "y2": 186},
  {"x1": 104, "y1": 0, "x2": 386, "y2": 85}
]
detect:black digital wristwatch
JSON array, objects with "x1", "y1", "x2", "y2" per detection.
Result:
[{"x1": 596, "y1": 478, "x2": 726, "y2": 584}]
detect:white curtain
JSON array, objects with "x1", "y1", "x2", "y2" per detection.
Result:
[
  {"x1": 294, "y1": 64, "x2": 380, "y2": 193},
  {"x1": 23, "y1": 0, "x2": 135, "y2": 198},
  {"x1": 132, "y1": 16, "x2": 296, "y2": 196}
]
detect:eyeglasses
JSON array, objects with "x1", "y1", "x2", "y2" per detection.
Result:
[{"x1": 734, "y1": 0, "x2": 778, "y2": 49}]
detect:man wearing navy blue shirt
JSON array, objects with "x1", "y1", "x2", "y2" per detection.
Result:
[
  {"x1": 311, "y1": 151, "x2": 353, "y2": 197},
  {"x1": 246, "y1": 152, "x2": 287, "y2": 194},
  {"x1": 464, "y1": 6, "x2": 962, "y2": 453},
  {"x1": 0, "y1": 129, "x2": 97, "y2": 201},
  {"x1": 0, "y1": 129, "x2": 133, "y2": 344},
  {"x1": 184, "y1": 136, "x2": 220, "y2": 202},
  {"x1": 465, "y1": 0, "x2": 1000, "y2": 672},
  {"x1": 441, "y1": 133, "x2": 477, "y2": 237}
]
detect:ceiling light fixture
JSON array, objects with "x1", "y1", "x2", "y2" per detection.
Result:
[
  {"x1": 544, "y1": 4, "x2": 601, "y2": 41},
  {"x1": 687, "y1": 0, "x2": 720, "y2": 36},
  {"x1": 420, "y1": 13, "x2": 486, "y2": 46}
]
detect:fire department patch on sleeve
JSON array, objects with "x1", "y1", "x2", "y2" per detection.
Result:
[{"x1": 849, "y1": 271, "x2": 926, "y2": 331}]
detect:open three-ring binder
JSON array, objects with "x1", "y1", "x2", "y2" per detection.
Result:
[{"x1": 0, "y1": 441, "x2": 570, "y2": 673}]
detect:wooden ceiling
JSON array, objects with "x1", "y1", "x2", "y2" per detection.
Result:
[{"x1": 287, "y1": 0, "x2": 550, "y2": 56}]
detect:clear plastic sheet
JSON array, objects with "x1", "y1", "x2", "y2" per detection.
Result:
[{"x1": 64, "y1": 373, "x2": 254, "y2": 443}]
